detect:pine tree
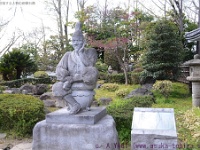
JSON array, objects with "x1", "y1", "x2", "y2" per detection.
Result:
[{"x1": 142, "y1": 19, "x2": 183, "y2": 81}]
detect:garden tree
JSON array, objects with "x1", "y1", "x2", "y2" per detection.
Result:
[
  {"x1": 168, "y1": 0, "x2": 184, "y2": 33},
  {"x1": 105, "y1": 37, "x2": 130, "y2": 85},
  {"x1": 21, "y1": 23, "x2": 50, "y2": 56},
  {"x1": 78, "y1": 5, "x2": 154, "y2": 85},
  {"x1": 142, "y1": 19, "x2": 183, "y2": 81},
  {"x1": 128, "y1": 9, "x2": 154, "y2": 61},
  {"x1": 63, "y1": 0, "x2": 70, "y2": 45},
  {"x1": 0, "y1": 49, "x2": 37, "y2": 80},
  {"x1": 49, "y1": 0, "x2": 64, "y2": 50},
  {"x1": 19, "y1": 43, "x2": 40, "y2": 64},
  {"x1": 85, "y1": 7, "x2": 154, "y2": 61},
  {"x1": 45, "y1": 0, "x2": 72, "y2": 50}
]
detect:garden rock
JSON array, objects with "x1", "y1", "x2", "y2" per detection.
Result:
[
  {"x1": 125, "y1": 83, "x2": 153, "y2": 99},
  {"x1": 3, "y1": 90, "x2": 15, "y2": 94},
  {"x1": 92, "y1": 100, "x2": 100, "y2": 107},
  {"x1": 40, "y1": 92, "x2": 53, "y2": 100},
  {"x1": 32, "y1": 84, "x2": 48, "y2": 95},
  {"x1": 43, "y1": 100, "x2": 56, "y2": 107},
  {"x1": 99, "y1": 97, "x2": 112, "y2": 105},
  {"x1": 22, "y1": 90, "x2": 28, "y2": 95},
  {"x1": 19, "y1": 84, "x2": 34, "y2": 94},
  {"x1": 3, "y1": 88, "x2": 20, "y2": 94}
]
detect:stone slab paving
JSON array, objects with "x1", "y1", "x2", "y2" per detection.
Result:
[{"x1": 11, "y1": 142, "x2": 32, "y2": 150}]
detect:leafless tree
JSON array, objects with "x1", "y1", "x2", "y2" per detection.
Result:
[
  {"x1": 0, "y1": 31, "x2": 21, "y2": 55},
  {"x1": 168, "y1": 0, "x2": 184, "y2": 32}
]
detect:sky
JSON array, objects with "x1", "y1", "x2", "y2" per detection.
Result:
[{"x1": 0, "y1": 0, "x2": 195, "y2": 52}]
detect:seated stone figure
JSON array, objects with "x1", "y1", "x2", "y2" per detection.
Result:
[{"x1": 52, "y1": 22, "x2": 98, "y2": 114}]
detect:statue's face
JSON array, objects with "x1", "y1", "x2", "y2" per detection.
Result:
[{"x1": 72, "y1": 38, "x2": 84, "y2": 51}]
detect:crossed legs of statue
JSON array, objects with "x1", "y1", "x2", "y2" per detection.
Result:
[{"x1": 64, "y1": 95, "x2": 81, "y2": 114}]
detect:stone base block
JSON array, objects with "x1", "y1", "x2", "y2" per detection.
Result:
[
  {"x1": 32, "y1": 115, "x2": 119, "y2": 150},
  {"x1": 46, "y1": 107, "x2": 106, "y2": 125}
]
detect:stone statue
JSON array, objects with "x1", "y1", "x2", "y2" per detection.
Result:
[{"x1": 52, "y1": 22, "x2": 98, "y2": 114}]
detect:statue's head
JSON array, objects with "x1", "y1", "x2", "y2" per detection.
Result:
[{"x1": 72, "y1": 22, "x2": 84, "y2": 51}]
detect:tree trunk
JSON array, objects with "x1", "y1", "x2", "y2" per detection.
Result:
[
  {"x1": 16, "y1": 69, "x2": 22, "y2": 79},
  {"x1": 58, "y1": 0, "x2": 64, "y2": 51},
  {"x1": 115, "y1": 48, "x2": 128, "y2": 85},
  {"x1": 64, "y1": 0, "x2": 70, "y2": 46}
]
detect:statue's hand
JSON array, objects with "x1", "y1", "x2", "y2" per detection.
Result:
[
  {"x1": 78, "y1": 41, "x2": 86, "y2": 54},
  {"x1": 72, "y1": 74, "x2": 82, "y2": 82},
  {"x1": 63, "y1": 81, "x2": 71, "y2": 90}
]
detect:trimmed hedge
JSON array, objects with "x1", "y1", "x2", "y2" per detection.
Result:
[
  {"x1": 0, "y1": 94, "x2": 45, "y2": 136},
  {"x1": 107, "y1": 96, "x2": 155, "y2": 142},
  {"x1": 0, "y1": 77, "x2": 56, "y2": 88}
]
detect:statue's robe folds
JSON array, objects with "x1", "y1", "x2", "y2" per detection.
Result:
[{"x1": 52, "y1": 48, "x2": 98, "y2": 98}]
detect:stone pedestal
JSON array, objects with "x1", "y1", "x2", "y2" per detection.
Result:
[
  {"x1": 131, "y1": 108, "x2": 177, "y2": 150},
  {"x1": 32, "y1": 107, "x2": 119, "y2": 150},
  {"x1": 184, "y1": 54, "x2": 200, "y2": 107}
]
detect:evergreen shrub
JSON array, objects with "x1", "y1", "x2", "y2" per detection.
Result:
[
  {"x1": 96, "y1": 61, "x2": 108, "y2": 72},
  {"x1": 0, "y1": 94, "x2": 45, "y2": 137}
]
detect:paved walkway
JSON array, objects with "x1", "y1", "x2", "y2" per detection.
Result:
[
  {"x1": 0, "y1": 142, "x2": 32, "y2": 150},
  {"x1": 11, "y1": 143, "x2": 32, "y2": 150}
]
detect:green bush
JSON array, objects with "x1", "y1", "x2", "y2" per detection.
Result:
[
  {"x1": 0, "y1": 94, "x2": 45, "y2": 137},
  {"x1": 131, "y1": 67, "x2": 143, "y2": 84},
  {"x1": 170, "y1": 82, "x2": 190, "y2": 98},
  {"x1": 106, "y1": 73, "x2": 125, "y2": 84},
  {"x1": 152, "y1": 80, "x2": 172, "y2": 99},
  {"x1": 96, "y1": 61, "x2": 108, "y2": 72},
  {"x1": 131, "y1": 72, "x2": 141, "y2": 84},
  {"x1": 115, "y1": 89, "x2": 130, "y2": 98},
  {"x1": 107, "y1": 96, "x2": 154, "y2": 142},
  {"x1": 34, "y1": 71, "x2": 48, "y2": 78},
  {"x1": 101, "y1": 83, "x2": 119, "y2": 92},
  {"x1": 98, "y1": 72, "x2": 108, "y2": 80},
  {"x1": 99, "y1": 72, "x2": 133, "y2": 84}
]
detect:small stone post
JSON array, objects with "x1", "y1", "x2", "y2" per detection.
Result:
[{"x1": 185, "y1": 54, "x2": 200, "y2": 107}]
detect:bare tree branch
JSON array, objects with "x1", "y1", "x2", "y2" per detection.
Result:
[
  {"x1": 0, "y1": 32, "x2": 21, "y2": 55},
  {"x1": 137, "y1": 1, "x2": 160, "y2": 18}
]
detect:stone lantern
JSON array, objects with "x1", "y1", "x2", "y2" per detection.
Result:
[{"x1": 184, "y1": 54, "x2": 200, "y2": 107}]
